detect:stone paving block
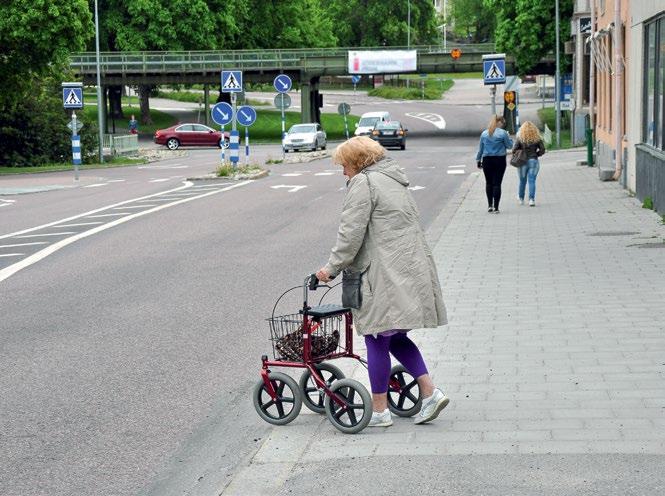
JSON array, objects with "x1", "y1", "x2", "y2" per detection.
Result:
[
  {"x1": 222, "y1": 462, "x2": 295, "y2": 495},
  {"x1": 550, "y1": 409, "x2": 614, "y2": 419},
  {"x1": 516, "y1": 441, "x2": 594, "y2": 454},
  {"x1": 612, "y1": 408, "x2": 664, "y2": 419},
  {"x1": 519, "y1": 419, "x2": 584, "y2": 430},
  {"x1": 448, "y1": 420, "x2": 518, "y2": 431},
  {"x1": 411, "y1": 430, "x2": 483, "y2": 443},
  {"x1": 483, "y1": 430, "x2": 552, "y2": 442},
  {"x1": 582, "y1": 418, "x2": 653, "y2": 429},
  {"x1": 609, "y1": 389, "x2": 665, "y2": 399},
  {"x1": 551, "y1": 429, "x2": 622, "y2": 441},
  {"x1": 484, "y1": 409, "x2": 553, "y2": 420}
]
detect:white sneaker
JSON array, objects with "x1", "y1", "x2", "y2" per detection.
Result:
[
  {"x1": 368, "y1": 408, "x2": 393, "y2": 427},
  {"x1": 519, "y1": 198, "x2": 525, "y2": 205},
  {"x1": 529, "y1": 199, "x2": 535, "y2": 207},
  {"x1": 414, "y1": 389, "x2": 449, "y2": 425}
]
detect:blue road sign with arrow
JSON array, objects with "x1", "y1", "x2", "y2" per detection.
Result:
[
  {"x1": 351, "y1": 75, "x2": 361, "y2": 84},
  {"x1": 211, "y1": 102, "x2": 234, "y2": 126},
  {"x1": 236, "y1": 106, "x2": 257, "y2": 127},
  {"x1": 273, "y1": 75, "x2": 292, "y2": 93}
]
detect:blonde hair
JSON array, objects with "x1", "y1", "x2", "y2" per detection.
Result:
[
  {"x1": 517, "y1": 121, "x2": 542, "y2": 145},
  {"x1": 487, "y1": 115, "x2": 505, "y2": 136},
  {"x1": 332, "y1": 136, "x2": 386, "y2": 173}
]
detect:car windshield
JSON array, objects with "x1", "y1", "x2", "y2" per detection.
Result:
[
  {"x1": 359, "y1": 117, "x2": 380, "y2": 127},
  {"x1": 289, "y1": 125, "x2": 316, "y2": 134},
  {"x1": 377, "y1": 122, "x2": 400, "y2": 130}
]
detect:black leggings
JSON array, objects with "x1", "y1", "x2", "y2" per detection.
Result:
[{"x1": 482, "y1": 155, "x2": 507, "y2": 209}]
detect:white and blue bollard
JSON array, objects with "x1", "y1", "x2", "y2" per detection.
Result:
[
  {"x1": 244, "y1": 127, "x2": 250, "y2": 166},
  {"x1": 72, "y1": 134, "x2": 81, "y2": 181},
  {"x1": 229, "y1": 130, "x2": 240, "y2": 167}
]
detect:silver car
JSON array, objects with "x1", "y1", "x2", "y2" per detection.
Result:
[{"x1": 283, "y1": 123, "x2": 327, "y2": 152}]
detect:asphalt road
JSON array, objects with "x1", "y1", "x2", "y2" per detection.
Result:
[{"x1": 0, "y1": 131, "x2": 477, "y2": 495}]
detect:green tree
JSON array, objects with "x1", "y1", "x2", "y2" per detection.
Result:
[
  {"x1": 326, "y1": 0, "x2": 438, "y2": 47},
  {"x1": 448, "y1": 0, "x2": 495, "y2": 43},
  {"x1": 0, "y1": 0, "x2": 93, "y2": 111},
  {"x1": 484, "y1": 0, "x2": 573, "y2": 75}
]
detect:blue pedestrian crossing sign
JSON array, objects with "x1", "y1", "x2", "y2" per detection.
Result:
[
  {"x1": 211, "y1": 102, "x2": 234, "y2": 126},
  {"x1": 62, "y1": 82, "x2": 84, "y2": 109},
  {"x1": 273, "y1": 75, "x2": 292, "y2": 93},
  {"x1": 236, "y1": 106, "x2": 257, "y2": 127},
  {"x1": 482, "y1": 54, "x2": 506, "y2": 86},
  {"x1": 221, "y1": 71, "x2": 243, "y2": 93}
]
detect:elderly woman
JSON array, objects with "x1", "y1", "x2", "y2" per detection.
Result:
[{"x1": 316, "y1": 136, "x2": 449, "y2": 427}]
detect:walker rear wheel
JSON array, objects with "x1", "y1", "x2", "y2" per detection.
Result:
[
  {"x1": 299, "y1": 363, "x2": 345, "y2": 414},
  {"x1": 387, "y1": 365, "x2": 422, "y2": 417},
  {"x1": 253, "y1": 372, "x2": 302, "y2": 425},
  {"x1": 324, "y1": 378, "x2": 372, "y2": 434}
]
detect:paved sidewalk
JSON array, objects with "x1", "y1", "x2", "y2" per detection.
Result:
[{"x1": 226, "y1": 149, "x2": 665, "y2": 495}]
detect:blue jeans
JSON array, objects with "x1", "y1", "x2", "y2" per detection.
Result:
[{"x1": 518, "y1": 158, "x2": 540, "y2": 201}]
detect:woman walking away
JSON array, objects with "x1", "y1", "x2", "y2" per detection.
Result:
[
  {"x1": 476, "y1": 115, "x2": 513, "y2": 213},
  {"x1": 513, "y1": 121, "x2": 545, "y2": 206},
  {"x1": 315, "y1": 136, "x2": 449, "y2": 428}
]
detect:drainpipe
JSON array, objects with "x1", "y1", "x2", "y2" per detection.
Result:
[{"x1": 612, "y1": 0, "x2": 623, "y2": 181}]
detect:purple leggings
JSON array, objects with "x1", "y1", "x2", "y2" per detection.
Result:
[{"x1": 364, "y1": 331, "x2": 429, "y2": 394}]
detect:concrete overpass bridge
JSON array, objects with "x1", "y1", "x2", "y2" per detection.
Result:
[{"x1": 70, "y1": 45, "x2": 555, "y2": 124}]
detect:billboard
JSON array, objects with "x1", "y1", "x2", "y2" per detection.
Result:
[{"x1": 348, "y1": 50, "x2": 417, "y2": 74}]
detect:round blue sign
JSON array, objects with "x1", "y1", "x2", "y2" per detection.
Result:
[
  {"x1": 236, "y1": 106, "x2": 257, "y2": 127},
  {"x1": 273, "y1": 74, "x2": 292, "y2": 93},
  {"x1": 211, "y1": 102, "x2": 233, "y2": 126}
]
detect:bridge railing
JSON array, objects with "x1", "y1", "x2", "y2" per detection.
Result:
[{"x1": 70, "y1": 44, "x2": 496, "y2": 74}]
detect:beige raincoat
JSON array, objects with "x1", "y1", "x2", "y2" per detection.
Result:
[{"x1": 324, "y1": 157, "x2": 447, "y2": 336}]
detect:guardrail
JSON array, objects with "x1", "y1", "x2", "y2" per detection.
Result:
[
  {"x1": 70, "y1": 44, "x2": 497, "y2": 74},
  {"x1": 103, "y1": 134, "x2": 139, "y2": 156}
]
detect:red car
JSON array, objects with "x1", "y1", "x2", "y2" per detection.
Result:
[{"x1": 154, "y1": 123, "x2": 230, "y2": 150}]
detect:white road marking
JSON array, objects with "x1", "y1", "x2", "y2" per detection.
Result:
[
  {"x1": 87, "y1": 213, "x2": 134, "y2": 218},
  {"x1": 140, "y1": 165, "x2": 188, "y2": 170},
  {"x1": 84, "y1": 183, "x2": 108, "y2": 188},
  {"x1": 50, "y1": 222, "x2": 103, "y2": 228},
  {"x1": 15, "y1": 232, "x2": 76, "y2": 238},
  {"x1": 270, "y1": 185, "x2": 307, "y2": 193},
  {"x1": 106, "y1": 179, "x2": 126, "y2": 183},
  {"x1": 0, "y1": 182, "x2": 191, "y2": 241},
  {"x1": 408, "y1": 186, "x2": 426, "y2": 191},
  {"x1": 447, "y1": 170, "x2": 466, "y2": 175},
  {"x1": 0, "y1": 253, "x2": 23, "y2": 258},
  {"x1": 314, "y1": 172, "x2": 334, "y2": 176},
  {"x1": 0, "y1": 181, "x2": 251, "y2": 283},
  {"x1": 405, "y1": 112, "x2": 446, "y2": 130},
  {"x1": 324, "y1": 169, "x2": 340, "y2": 173},
  {"x1": 113, "y1": 205, "x2": 156, "y2": 209},
  {"x1": 149, "y1": 178, "x2": 172, "y2": 183},
  {"x1": 417, "y1": 166, "x2": 436, "y2": 169},
  {"x1": 281, "y1": 173, "x2": 302, "y2": 177},
  {"x1": 449, "y1": 164, "x2": 466, "y2": 168},
  {"x1": 1, "y1": 199, "x2": 16, "y2": 207},
  {"x1": 0, "y1": 242, "x2": 49, "y2": 248},
  {"x1": 0, "y1": 204, "x2": 10, "y2": 208}
]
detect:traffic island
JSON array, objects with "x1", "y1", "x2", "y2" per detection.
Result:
[{"x1": 187, "y1": 165, "x2": 268, "y2": 182}]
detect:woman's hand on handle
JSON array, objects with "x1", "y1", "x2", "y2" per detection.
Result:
[{"x1": 316, "y1": 267, "x2": 332, "y2": 283}]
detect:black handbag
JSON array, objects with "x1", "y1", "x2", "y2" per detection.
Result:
[
  {"x1": 510, "y1": 147, "x2": 528, "y2": 167},
  {"x1": 342, "y1": 269, "x2": 362, "y2": 309}
]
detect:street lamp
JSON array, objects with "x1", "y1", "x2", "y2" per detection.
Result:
[{"x1": 94, "y1": 0, "x2": 104, "y2": 163}]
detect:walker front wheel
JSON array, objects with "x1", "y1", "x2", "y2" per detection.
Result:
[
  {"x1": 253, "y1": 372, "x2": 302, "y2": 425},
  {"x1": 324, "y1": 378, "x2": 372, "y2": 434},
  {"x1": 299, "y1": 362, "x2": 345, "y2": 414},
  {"x1": 388, "y1": 365, "x2": 422, "y2": 417}
]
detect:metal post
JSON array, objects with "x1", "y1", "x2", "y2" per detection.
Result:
[
  {"x1": 221, "y1": 125, "x2": 225, "y2": 164},
  {"x1": 71, "y1": 111, "x2": 80, "y2": 181},
  {"x1": 343, "y1": 114, "x2": 349, "y2": 140},
  {"x1": 541, "y1": 76, "x2": 546, "y2": 109},
  {"x1": 406, "y1": 0, "x2": 411, "y2": 89},
  {"x1": 94, "y1": 0, "x2": 104, "y2": 163},
  {"x1": 613, "y1": 0, "x2": 623, "y2": 180},
  {"x1": 245, "y1": 127, "x2": 249, "y2": 166},
  {"x1": 490, "y1": 85, "x2": 496, "y2": 115},
  {"x1": 588, "y1": 0, "x2": 596, "y2": 166},
  {"x1": 555, "y1": 0, "x2": 561, "y2": 148},
  {"x1": 280, "y1": 96, "x2": 286, "y2": 160}
]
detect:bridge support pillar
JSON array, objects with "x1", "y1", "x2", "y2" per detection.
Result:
[
  {"x1": 300, "y1": 75, "x2": 321, "y2": 124},
  {"x1": 203, "y1": 84, "x2": 210, "y2": 126},
  {"x1": 100, "y1": 85, "x2": 108, "y2": 133}
]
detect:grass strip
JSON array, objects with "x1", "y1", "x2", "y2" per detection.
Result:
[{"x1": 0, "y1": 157, "x2": 147, "y2": 175}]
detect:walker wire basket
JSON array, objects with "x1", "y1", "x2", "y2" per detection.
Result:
[{"x1": 268, "y1": 313, "x2": 342, "y2": 362}]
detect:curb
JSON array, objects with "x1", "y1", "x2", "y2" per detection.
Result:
[{"x1": 186, "y1": 169, "x2": 269, "y2": 181}]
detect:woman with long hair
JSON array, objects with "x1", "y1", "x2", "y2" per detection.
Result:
[
  {"x1": 475, "y1": 115, "x2": 513, "y2": 213},
  {"x1": 513, "y1": 121, "x2": 545, "y2": 206}
]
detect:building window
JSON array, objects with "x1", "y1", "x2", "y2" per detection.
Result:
[{"x1": 643, "y1": 15, "x2": 664, "y2": 150}]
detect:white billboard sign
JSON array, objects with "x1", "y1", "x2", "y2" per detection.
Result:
[{"x1": 348, "y1": 50, "x2": 417, "y2": 74}]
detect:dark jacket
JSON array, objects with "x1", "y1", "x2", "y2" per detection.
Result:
[{"x1": 513, "y1": 139, "x2": 545, "y2": 159}]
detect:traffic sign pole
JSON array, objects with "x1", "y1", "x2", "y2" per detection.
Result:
[
  {"x1": 221, "y1": 125, "x2": 226, "y2": 165},
  {"x1": 245, "y1": 127, "x2": 249, "y2": 166},
  {"x1": 343, "y1": 114, "x2": 349, "y2": 140},
  {"x1": 490, "y1": 85, "x2": 497, "y2": 115},
  {"x1": 71, "y1": 111, "x2": 80, "y2": 181},
  {"x1": 280, "y1": 100, "x2": 286, "y2": 160}
]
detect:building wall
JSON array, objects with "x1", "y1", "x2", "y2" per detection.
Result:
[{"x1": 628, "y1": 1, "x2": 665, "y2": 211}]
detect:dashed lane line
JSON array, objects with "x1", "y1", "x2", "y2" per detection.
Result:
[
  {"x1": 0, "y1": 183, "x2": 191, "y2": 241},
  {"x1": 15, "y1": 232, "x2": 76, "y2": 238},
  {"x1": 49, "y1": 222, "x2": 103, "y2": 228},
  {"x1": 84, "y1": 183, "x2": 108, "y2": 188},
  {"x1": 0, "y1": 253, "x2": 23, "y2": 258},
  {"x1": 0, "y1": 242, "x2": 49, "y2": 249},
  {"x1": 113, "y1": 205, "x2": 157, "y2": 210},
  {"x1": 0, "y1": 181, "x2": 251, "y2": 283},
  {"x1": 87, "y1": 213, "x2": 135, "y2": 218}
]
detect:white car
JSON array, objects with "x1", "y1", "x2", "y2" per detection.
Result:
[
  {"x1": 283, "y1": 123, "x2": 327, "y2": 152},
  {"x1": 354, "y1": 111, "x2": 391, "y2": 136}
]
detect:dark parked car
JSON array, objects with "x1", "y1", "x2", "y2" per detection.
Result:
[
  {"x1": 154, "y1": 123, "x2": 230, "y2": 150},
  {"x1": 371, "y1": 121, "x2": 408, "y2": 150}
]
